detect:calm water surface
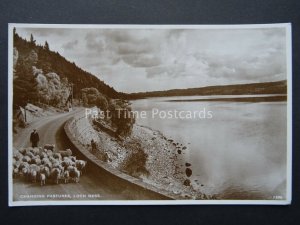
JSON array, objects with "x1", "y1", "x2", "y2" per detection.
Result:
[{"x1": 131, "y1": 95, "x2": 287, "y2": 199}]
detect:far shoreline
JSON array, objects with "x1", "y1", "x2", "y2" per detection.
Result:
[{"x1": 165, "y1": 95, "x2": 287, "y2": 103}]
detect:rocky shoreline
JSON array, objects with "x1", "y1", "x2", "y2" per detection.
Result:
[
  {"x1": 70, "y1": 113, "x2": 215, "y2": 199},
  {"x1": 129, "y1": 125, "x2": 203, "y2": 199}
]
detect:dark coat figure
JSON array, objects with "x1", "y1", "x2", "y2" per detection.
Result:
[
  {"x1": 30, "y1": 129, "x2": 40, "y2": 148},
  {"x1": 91, "y1": 139, "x2": 97, "y2": 153}
]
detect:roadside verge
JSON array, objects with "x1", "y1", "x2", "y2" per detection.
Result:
[{"x1": 64, "y1": 116, "x2": 180, "y2": 200}]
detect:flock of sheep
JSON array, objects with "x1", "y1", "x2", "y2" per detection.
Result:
[{"x1": 12, "y1": 144, "x2": 87, "y2": 186}]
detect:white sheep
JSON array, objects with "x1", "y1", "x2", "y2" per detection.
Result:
[
  {"x1": 69, "y1": 167, "x2": 80, "y2": 183},
  {"x1": 59, "y1": 149, "x2": 72, "y2": 157},
  {"x1": 63, "y1": 170, "x2": 69, "y2": 184},
  {"x1": 50, "y1": 168, "x2": 61, "y2": 184},
  {"x1": 39, "y1": 173, "x2": 46, "y2": 186},
  {"x1": 41, "y1": 166, "x2": 51, "y2": 178},
  {"x1": 75, "y1": 160, "x2": 87, "y2": 175}
]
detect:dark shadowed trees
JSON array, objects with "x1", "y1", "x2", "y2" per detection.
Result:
[
  {"x1": 108, "y1": 99, "x2": 135, "y2": 137},
  {"x1": 81, "y1": 87, "x2": 109, "y2": 111}
]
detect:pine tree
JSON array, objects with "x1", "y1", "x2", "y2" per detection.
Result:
[
  {"x1": 44, "y1": 41, "x2": 49, "y2": 51},
  {"x1": 30, "y1": 34, "x2": 36, "y2": 45}
]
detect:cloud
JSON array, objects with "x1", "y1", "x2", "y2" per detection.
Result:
[
  {"x1": 84, "y1": 33, "x2": 105, "y2": 53},
  {"x1": 62, "y1": 40, "x2": 78, "y2": 50},
  {"x1": 116, "y1": 42, "x2": 152, "y2": 55},
  {"x1": 142, "y1": 29, "x2": 286, "y2": 86},
  {"x1": 83, "y1": 29, "x2": 164, "y2": 69},
  {"x1": 203, "y1": 44, "x2": 286, "y2": 82},
  {"x1": 101, "y1": 30, "x2": 135, "y2": 43},
  {"x1": 122, "y1": 54, "x2": 161, "y2": 68},
  {"x1": 17, "y1": 28, "x2": 68, "y2": 37}
]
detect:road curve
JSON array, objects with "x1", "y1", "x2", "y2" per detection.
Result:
[{"x1": 13, "y1": 109, "x2": 168, "y2": 201}]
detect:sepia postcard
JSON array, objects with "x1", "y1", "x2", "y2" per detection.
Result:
[{"x1": 8, "y1": 24, "x2": 292, "y2": 206}]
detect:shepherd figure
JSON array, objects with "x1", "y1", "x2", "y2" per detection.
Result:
[{"x1": 30, "y1": 129, "x2": 40, "y2": 147}]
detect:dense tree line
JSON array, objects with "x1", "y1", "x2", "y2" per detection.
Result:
[{"x1": 125, "y1": 80, "x2": 287, "y2": 99}]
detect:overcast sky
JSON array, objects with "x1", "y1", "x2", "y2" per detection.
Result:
[{"x1": 16, "y1": 27, "x2": 287, "y2": 93}]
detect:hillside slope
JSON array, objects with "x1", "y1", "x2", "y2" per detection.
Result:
[{"x1": 13, "y1": 31, "x2": 123, "y2": 109}]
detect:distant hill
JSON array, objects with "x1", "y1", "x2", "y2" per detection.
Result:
[
  {"x1": 13, "y1": 31, "x2": 124, "y2": 108},
  {"x1": 125, "y1": 80, "x2": 287, "y2": 99}
]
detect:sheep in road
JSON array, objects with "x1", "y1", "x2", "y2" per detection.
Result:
[
  {"x1": 40, "y1": 165, "x2": 51, "y2": 178},
  {"x1": 31, "y1": 156, "x2": 41, "y2": 165},
  {"x1": 13, "y1": 146, "x2": 88, "y2": 186},
  {"x1": 53, "y1": 162, "x2": 64, "y2": 175},
  {"x1": 67, "y1": 166, "x2": 80, "y2": 183},
  {"x1": 41, "y1": 157, "x2": 50, "y2": 165},
  {"x1": 51, "y1": 159, "x2": 61, "y2": 169},
  {"x1": 39, "y1": 173, "x2": 46, "y2": 186},
  {"x1": 21, "y1": 167, "x2": 30, "y2": 180},
  {"x1": 39, "y1": 151, "x2": 48, "y2": 159},
  {"x1": 24, "y1": 150, "x2": 34, "y2": 159},
  {"x1": 75, "y1": 160, "x2": 87, "y2": 175},
  {"x1": 42, "y1": 158, "x2": 53, "y2": 169},
  {"x1": 69, "y1": 156, "x2": 76, "y2": 162},
  {"x1": 62, "y1": 157, "x2": 74, "y2": 169},
  {"x1": 50, "y1": 168, "x2": 61, "y2": 184},
  {"x1": 28, "y1": 164, "x2": 40, "y2": 183},
  {"x1": 59, "y1": 149, "x2": 72, "y2": 157},
  {"x1": 46, "y1": 150, "x2": 53, "y2": 157},
  {"x1": 13, "y1": 151, "x2": 23, "y2": 161},
  {"x1": 22, "y1": 155, "x2": 31, "y2": 163},
  {"x1": 62, "y1": 170, "x2": 70, "y2": 184},
  {"x1": 19, "y1": 162, "x2": 29, "y2": 171},
  {"x1": 61, "y1": 160, "x2": 70, "y2": 169},
  {"x1": 66, "y1": 165, "x2": 75, "y2": 173},
  {"x1": 70, "y1": 169, "x2": 80, "y2": 183},
  {"x1": 29, "y1": 164, "x2": 40, "y2": 173},
  {"x1": 53, "y1": 153, "x2": 62, "y2": 161},
  {"x1": 30, "y1": 147, "x2": 40, "y2": 156},
  {"x1": 13, "y1": 160, "x2": 21, "y2": 170}
]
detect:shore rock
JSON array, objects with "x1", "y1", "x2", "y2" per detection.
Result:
[
  {"x1": 185, "y1": 168, "x2": 192, "y2": 177},
  {"x1": 183, "y1": 179, "x2": 191, "y2": 186}
]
